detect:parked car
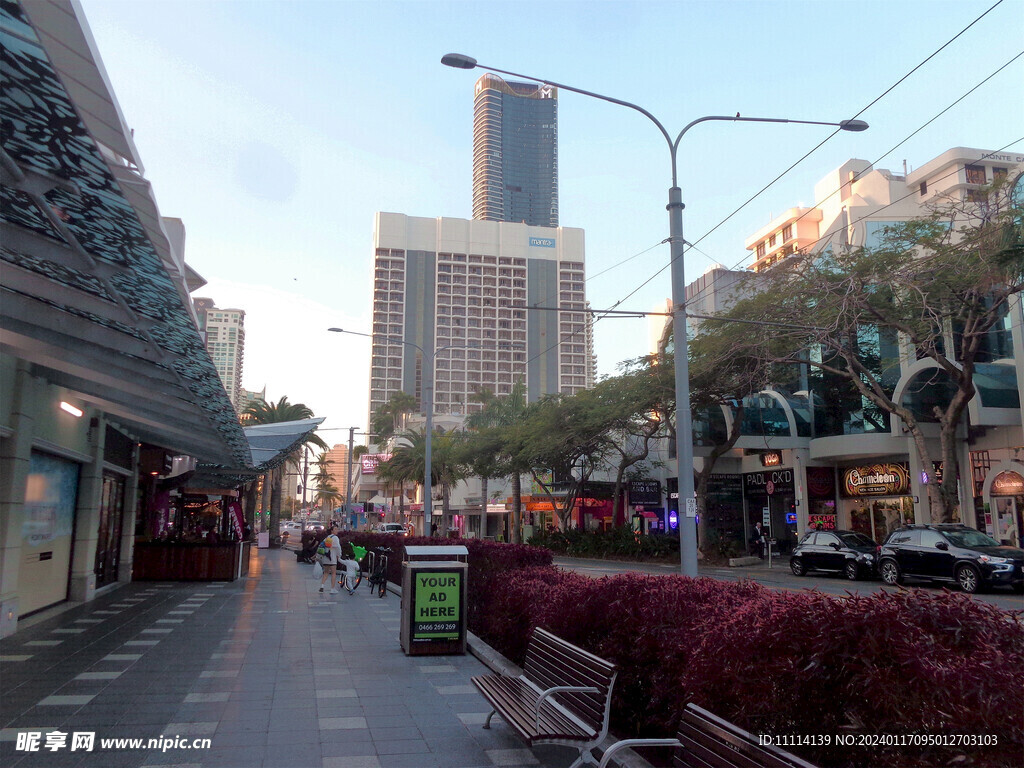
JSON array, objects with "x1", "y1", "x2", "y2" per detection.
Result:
[
  {"x1": 877, "y1": 524, "x2": 1024, "y2": 594},
  {"x1": 304, "y1": 520, "x2": 324, "y2": 532},
  {"x1": 378, "y1": 523, "x2": 407, "y2": 536},
  {"x1": 790, "y1": 529, "x2": 878, "y2": 580}
]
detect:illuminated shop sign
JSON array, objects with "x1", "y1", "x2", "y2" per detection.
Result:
[
  {"x1": 360, "y1": 454, "x2": 392, "y2": 474},
  {"x1": 760, "y1": 451, "x2": 782, "y2": 467},
  {"x1": 991, "y1": 470, "x2": 1024, "y2": 496},
  {"x1": 743, "y1": 469, "x2": 794, "y2": 497},
  {"x1": 808, "y1": 513, "x2": 837, "y2": 530},
  {"x1": 840, "y1": 463, "x2": 910, "y2": 497}
]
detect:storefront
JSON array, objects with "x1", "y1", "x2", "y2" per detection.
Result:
[
  {"x1": 705, "y1": 474, "x2": 744, "y2": 546},
  {"x1": 840, "y1": 462, "x2": 914, "y2": 543},
  {"x1": 986, "y1": 469, "x2": 1024, "y2": 548},
  {"x1": 806, "y1": 466, "x2": 838, "y2": 530},
  {"x1": 628, "y1": 480, "x2": 665, "y2": 532},
  {"x1": 743, "y1": 468, "x2": 797, "y2": 552}
]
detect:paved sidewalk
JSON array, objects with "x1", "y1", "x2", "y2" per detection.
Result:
[{"x1": 0, "y1": 549, "x2": 577, "y2": 768}]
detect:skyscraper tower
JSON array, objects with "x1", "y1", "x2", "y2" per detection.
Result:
[
  {"x1": 472, "y1": 74, "x2": 558, "y2": 227},
  {"x1": 194, "y1": 297, "x2": 246, "y2": 409}
]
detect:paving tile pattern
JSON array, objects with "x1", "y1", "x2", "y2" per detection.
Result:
[{"x1": 0, "y1": 550, "x2": 577, "y2": 768}]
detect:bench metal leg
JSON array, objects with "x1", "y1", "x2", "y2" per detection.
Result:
[
  {"x1": 566, "y1": 748, "x2": 599, "y2": 768},
  {"x1": 483, "y1": 709, "x2": 497, "y2": 729}
]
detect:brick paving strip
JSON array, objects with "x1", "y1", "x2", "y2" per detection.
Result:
[{"x1": 0, "y1": 549, "x2": 622, "y2": 768}]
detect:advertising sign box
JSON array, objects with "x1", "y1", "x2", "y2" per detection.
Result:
[
  {"x1": 401, "y1": 559, "x2": 468, "y2": 655},
  {"x1": 628, "y1": 480, "x2": 661, "y2": 506}
]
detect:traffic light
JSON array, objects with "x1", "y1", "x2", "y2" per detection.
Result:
[
  {"x1": 366, "y1": 501, "x2": 374, "y2": 515},
  {"x1": 297, "y1": 483, "x2": 303, "y2": 495}
]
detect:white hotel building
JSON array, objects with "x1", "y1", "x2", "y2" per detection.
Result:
[{"x1": 367, "y1": 213, "x2": 592, "y2": 424}]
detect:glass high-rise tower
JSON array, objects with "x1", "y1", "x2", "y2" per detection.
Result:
[{"x1": 472, "y1": 74, "x2": 558, "y2": 227}]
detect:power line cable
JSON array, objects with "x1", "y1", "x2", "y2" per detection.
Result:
[{"x1": 681, "y1": 52, "x2": 1024, "y2": 308}]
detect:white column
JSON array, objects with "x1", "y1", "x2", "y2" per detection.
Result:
[
  {"x1": 907, "y1": 437, "x2": 928, "y2": 524},
  {"x1": 791, "y1": 447, "x2": 809, "y2": 538},
  {"x1": 0, "y1": 361, "x2": 36, "y2": 637},
  {"x1": 68, "y1": 415, "x2": 104, "y2": 602},
  {"x1": 117, "y1": 442, "x2": 141, "y2": 583}
]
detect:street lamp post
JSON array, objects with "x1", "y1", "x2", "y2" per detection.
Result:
[
  {"x1": 328, "y1": 327, "x2": 511, "y2": 535},
  {"x1": 441, "y1": 53, "x2": 867, "y2": 576}
]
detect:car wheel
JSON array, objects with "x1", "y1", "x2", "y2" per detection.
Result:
[
  {"x1": 956, "y1": 564, "x2": 981, "y2": 594},
  {"x1": 844, "y1": 561, "x2": 859, "y2": 581},
  {"x1": 879, "y1": 559, "x2": 902, "y2": 586},
  {"x1": 790, "y1": 558, "x2": 806, "y2": 577}
]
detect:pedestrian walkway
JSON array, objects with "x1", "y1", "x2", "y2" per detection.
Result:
[{"x1": 0, "y1": 549, "x2": 577, "y2": 768}]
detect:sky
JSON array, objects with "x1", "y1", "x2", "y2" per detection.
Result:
[{"x1": 75, "y1": 0, "x2": 1023, "y2": 449}]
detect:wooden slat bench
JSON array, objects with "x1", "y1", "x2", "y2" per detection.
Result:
[
  {"x1": 597, "y1": 703, "x2": 818, "y2": 768},
  {"x1": 471, "y1": 627, "x2": 642, "y2": 768}
]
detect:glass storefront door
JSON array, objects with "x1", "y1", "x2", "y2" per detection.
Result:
[{"x1": 846, "y1": 496, "x2": 913, "y2": 543}]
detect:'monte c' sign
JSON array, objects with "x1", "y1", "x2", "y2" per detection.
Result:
[{"x1": 841, "y1": 463, "x2": 910, "y2": 497}]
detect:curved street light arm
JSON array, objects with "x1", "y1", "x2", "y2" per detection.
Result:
[{"x1": 445, "y1": 58, "x2": 676, "y2": 174}]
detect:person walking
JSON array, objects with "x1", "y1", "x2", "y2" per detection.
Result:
[{"x1": 319, "y1": 523, "x2": 342, "y2": 595}]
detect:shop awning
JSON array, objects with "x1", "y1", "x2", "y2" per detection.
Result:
[
  {"x1": 0, "y1": 0, "x2": 251, "y2": 469},
  {"x1": 637, "y1": 511, "x2": 659, "y2": 520}
]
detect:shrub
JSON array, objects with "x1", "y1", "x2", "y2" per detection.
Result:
[
  {"x1": 528, "y1": 527, "x2": 680, "y2": 560},
  {"x1": 476, "y1": 569, "x2": 1024, "y2": 768},
  {"x1": 342, "y1": 533, "x2": 553, "y2": 629}
]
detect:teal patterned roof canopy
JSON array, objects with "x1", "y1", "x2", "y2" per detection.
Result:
[{"x1": 1, "y1": 0, "x2": 252, "y2": 469}]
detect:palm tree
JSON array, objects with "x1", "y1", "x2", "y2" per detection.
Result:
[
  {"x1": 371, "y1": 392, "x2": 417, "y2": 442},
  {"x1": 241, "y1": 396, "x2": 327, "y2": 539},
  {"x1": 378, "y1": 428, "x2": 466, "y2": 536},
  {"x1": 465, "y1": 381, "x2": 530, "y2": 543}
]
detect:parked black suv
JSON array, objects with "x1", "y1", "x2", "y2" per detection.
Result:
[
  {"x1": 790, "y1": 529, "x2": 878, "y2": 580},
  {"x1": 877, "y1": 524, "x2": 1024, "y2": 594}
]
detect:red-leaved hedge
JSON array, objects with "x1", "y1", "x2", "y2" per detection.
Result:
[
  {"x1": 336, "y1": 536, "x2": 1022, "y2": 766},
  {"x1": 342, "y1": 533, "x2": 552, "y2": 629},
  {"x1": 472, "y1": 566, "x2": 1024, "y2": 768}
]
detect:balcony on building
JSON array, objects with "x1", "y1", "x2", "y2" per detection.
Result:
[{"x1": 744, "y1": 207, "x2": 823, "y2": 273}]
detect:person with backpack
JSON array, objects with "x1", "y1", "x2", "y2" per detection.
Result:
[{"x1": 318, "y1": 523, "x2": 342, "y2": 595}]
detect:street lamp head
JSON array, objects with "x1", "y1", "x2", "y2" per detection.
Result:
[
  {"x1": 327, "y1": 327, "x2": 343, "y2": 333},
  {"x1": 839, "y1": 119, "x2": 869, "y2": 132},
  {"x1": 441, "y1": 53, "x2": 478, "y2": 69}
]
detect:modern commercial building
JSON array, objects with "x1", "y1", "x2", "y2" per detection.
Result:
[
  {"x1": 322, "y1": 443, "x2": 353, "y2": 503},
  {"x1": 647, "y1": 148, "x2": 1023, "y2": 553},
  {"x1": 194, "y1": 298, "x2": 246, "y2": 408},
  {"x1": 0, "y1": 0, "x2": 255, "y2": 635},
  {"x1": 367, "y1": 213, "x2": 590, "y2": 426},
  {"x1": 472, "y1": 74, "x2": 558, "y2": 227}
]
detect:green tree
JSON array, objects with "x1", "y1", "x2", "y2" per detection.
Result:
[
  {"x1": 371, "y1": 392, "x2": 417, "y2": 442},
  {"x1": 717, "y1": 188, "x2": 1022, "y2": 522},
  {"x1": 241, "y1": 396, "x2": 327, "y2": 538},
  {"x1": 517, "y1": 393, "x2": 614, "y2": 532},
  {"x1": 377, "y1": 428, "x2": 466, "y2": 535},
  {"x1": 464, "y1": 381, "x2": 532, "y2": 543},
  {"x1": 587, "y1": 359, "x2": 675, "y2": 522}
]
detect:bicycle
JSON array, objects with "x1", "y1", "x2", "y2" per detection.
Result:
[
  {"x1": 365, "y1": 546, "x2": 392, "y2": 598},
  {"x1": 337, "y1": 543, "x2": 364, "y2": 593}
]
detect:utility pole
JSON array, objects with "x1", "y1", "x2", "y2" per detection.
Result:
[{"x1": 345, "y1": 426, "x2": 356, "y2": 525}]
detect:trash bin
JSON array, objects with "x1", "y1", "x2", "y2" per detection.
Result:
[{"x1": 400, "y1": 545, "x2": 468, "y2": 656}]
